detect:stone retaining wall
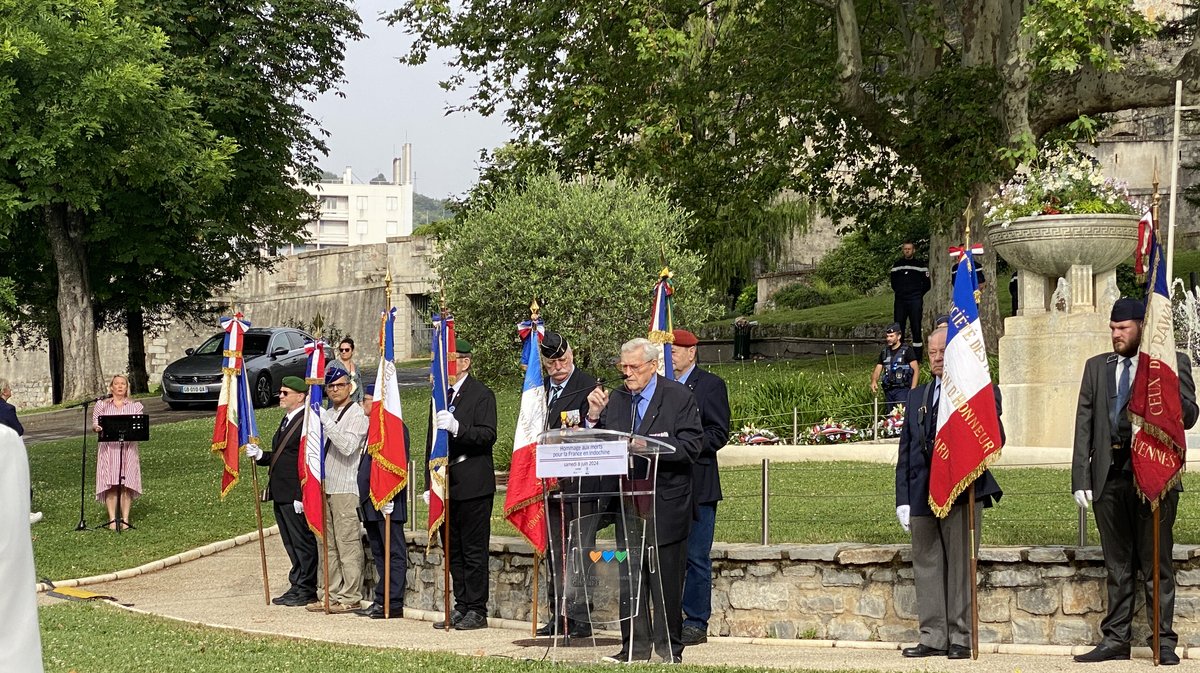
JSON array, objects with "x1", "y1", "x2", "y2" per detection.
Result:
[{"x1": 399, "y1": 535, "x2": 1200, "y2": 646}]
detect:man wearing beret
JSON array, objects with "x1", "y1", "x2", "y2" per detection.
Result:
[
  {"x1": 247, "y1": 376, "x2": 317, "y2": 607},
  {"x1": 871, "y1": 323, "x2": 920, "y2": 413},
  {"x1": 426, "y1": 339, "x2": 497, "y2": 631},
  {"x1": 671, "y1": 329, "x2": 730, "y2": 647},
  {"x1": 306, "y1": 366, "x2": 369, "y2": 614},
  {"x1": 1072, "y1": 298, "x2": 1198, "y2": 665},
  {"x1": 356, "y1": 381, "x2": 409, "y2": 619}
]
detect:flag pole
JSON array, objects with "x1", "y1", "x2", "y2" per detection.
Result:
[
  {"x1": 964, "y1": 200, "x2": 980, "y2": 661},
  {"x1": 1151, "y1": 176, "x2": 1163, "y2": 666},
  {"x1": 524, "y1": 299, "x2": 543, "y2": 636},
  {"x1": 440, "y1": 293, "x2": 452, "y2": 631}
]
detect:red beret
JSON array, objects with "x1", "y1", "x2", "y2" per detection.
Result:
[{"x1": 672, "y1": 329, "x2": 699, "y2": 347}]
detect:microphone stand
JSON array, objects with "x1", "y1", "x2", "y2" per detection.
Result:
[{"x1": 74, "y1": 399, "x2": 91, "y2": 531}]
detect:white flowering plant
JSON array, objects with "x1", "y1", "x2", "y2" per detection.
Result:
[{"x1": 983, "y1": 145, "x2": 1142, "y2": 227}]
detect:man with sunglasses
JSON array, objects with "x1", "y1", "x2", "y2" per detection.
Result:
[{"x1": 585, "y1": 338, "x2": 702, "y2": 663}]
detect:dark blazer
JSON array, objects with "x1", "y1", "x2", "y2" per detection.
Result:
[
  {"x1": 680, "y1": 366, "x2": 730, "y2": 505},
  {"x1": 1072, "y1": 351, "x2": 1198, "y2": 499},
  {"x1": 424, "y1": 374, "x2": 498, "y2": 500},
  {"x1": 257, "y1": 410, "x2": 304, "y2": 503},
  {"x1": 0, "y1": 399, "x2": 22, "y2": 436},
  {"x1": 597, "y1": 375, "x2": 703, "y2": 545},
  {"x1": 358, "y1": 424, "x2": 410, "y2": 523},
  {"x1": 895, "y1": 381, "x2": 1004, "y2": 518},
  {"x1": 546, "y1": 367, "x2": 597, "y2": 430}
]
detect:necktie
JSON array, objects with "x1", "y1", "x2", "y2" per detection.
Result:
[
  {"x1": 632, "y1": 393, "x2": 644, "y2": 431},
  {"x1": 278, "y1": 415, "x2": 288, "y2": 432},
  {"x1": 446, "y1": 386, "x2": 455, "y2": 406},
  {"x1": 548, "y1": 385, "x2": 563, "y2": 406},
  {"x1": 1112, "y1": 358, "x2": 1131, "y2": 429}
]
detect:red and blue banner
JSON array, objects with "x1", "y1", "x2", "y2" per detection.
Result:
[
  {"x1": 211, "y1": 313, "x2": 259, "y2": 499},
  {"x1": 504, "y1": 319, "x2": 549, "y2": 554},
  {"x1": 1129, "y1": 211, "x2": 1187, "y2": 507},
  {"x1": 299, "y1": 340, "x2": 327, "y2": 538},
  {"x1": 648, "y1": 266, "x2": 676, "y2": 379},
  {"x1": 929, "y1": 253, "x2": 1003, "y2": 517},
  {"x1": 427, "y1": 312, "x2": 454, "y2": 543},
  {"x1": 367, "y1": 308, "x2": 408, "y2": 509}
]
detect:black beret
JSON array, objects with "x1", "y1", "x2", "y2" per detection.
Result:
[
  {"x1": 1110, "y1": 298, "x2": 1145, "y2": 322},
  {"x1": 540, "y1": 332, "x2": 569, "y2": 359}
]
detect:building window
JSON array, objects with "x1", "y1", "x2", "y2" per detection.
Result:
[
  {"x1": 386, "y1": 220, "x2": 398, "y2": 235},
  {"x1": 386, "y1": 196, "x2": 398, "y2": 211},
  {"x1": 321, "y1": 196, "x2": 337, "y2": 211},
  {"x1": 357, "y1": 196, "x2": 368, "y2": 210},
  {"x1": 357, "y1": 220, "x2": 369, "y2": 235},
  {"x1": 320, "y1": 220, "x2": 348, "y2": 237}
]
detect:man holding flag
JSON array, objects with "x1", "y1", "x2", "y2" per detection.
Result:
[
  {"x1": 1072, "y1": 294, "x2": 1197, "y2": 664},
  {"x1": 895, "y1": 250, "x2": 1003, "y2": 661}
]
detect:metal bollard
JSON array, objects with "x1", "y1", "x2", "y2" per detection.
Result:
[
  {"x1": 792, "y1": 407, "x2": 798, "y2": 445},
  {"x1": 1078, "y1": 506, "x2": 1087, "y2": 547},
  {"x1": 873, "y1": 396, "x2": 879, "y2": 440},
  {"x1": 761, "y1": 458, "x2": 770, "y2": 545}
]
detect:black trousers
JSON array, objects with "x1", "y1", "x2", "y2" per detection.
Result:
[
  {"x1": 1094, "y1": 470, "x2": 1178, "y2": 648},
  {"x1": 883, "y1": 386, "x2": 909, "y2": 412},
  {"x1": 620, "y1": 538, "x2": 687, "y2": 661},
  {"x1": 365, "y1": 515, "x2": 408, "y2": 611},
  {"x1": 449, "y1": 493, "x2": 494, "y2": 616},
  {"x1": 274, "y1": 501, "x2": 318, "y2": 597},
  {"x1": 894, "y1": 296, "x2": 924, "y2": 350}
]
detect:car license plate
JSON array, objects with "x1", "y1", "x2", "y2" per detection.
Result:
[{"x1": 181, "y1": 385, "x2": 207, "y2": 394}]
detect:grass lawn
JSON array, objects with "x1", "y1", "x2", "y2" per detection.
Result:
[{"x1": 39, "y1": 602, "x2": 875, "y2": 673}]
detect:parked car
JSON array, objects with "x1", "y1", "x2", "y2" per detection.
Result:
[{"x1": 161, "y1": 327, "x2": 329, "y2": 410}]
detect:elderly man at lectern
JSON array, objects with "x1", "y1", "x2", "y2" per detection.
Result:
[{"x1": 586, "y1": 337, "x2": 702, "y2": 664}]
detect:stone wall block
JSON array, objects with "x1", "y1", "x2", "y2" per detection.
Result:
[
  {"x1": 978, "y1": 593, "x2": 1011, "y2": 623},
  {"x1": 988, "y1": 569, "x2": 1042, "y2": 587},
  {"x1": 878, "y1": 624, "x2": 919, "y2": 643},
  {"x1": 893, "y1": 584, "x2": 917, "y2": 620},
  {"x1": 1177, "y1": 569, "x2": 1200, "y2": 587},
  {"x1": 766, "y1": 621, "x2": 797, "y2": 640},
  {"x1": 1016, "y1": 587, "x2": 1060, "y2": 615},
  {"x1": 836, "y1": 546, "x2": 901, "y2": 565},
  {"x1": 748, "y1": 564, "x2": 776, "y2": 578},
  {"x1": 797, "y1": 593, "x2": 844, "y2": 615},
  {"x1": 854, "y1": 594, "x2": 887, "y2": 620},
  {"x1": 1176, "y1": 596, "x2": 1200, "y2": 620},
  {"x1": 1012, "y1": 616, "x2": 1051, "y2": 643},
  {"x1": 1052, "y1": 618, "x2": 1097, "y2": 645},
  {"x1": 728, "y1": 582, "x2": 790, "y2": 611},
  {"x1": 821, "y1": 568, "x2": 865, "y2": 587},
  {"x1": 827, "y1": 618, "x2": 872, "y2": 641},
  {"x1": 1026, "y1": 547, "x2": 1069, "y2": 563},
  {"x1": 1062, "y1": 581, "x2": 1104, "y2": 614},
  {"x1": 978, "y1": 624, "x2": 1011, "y2": 643}
]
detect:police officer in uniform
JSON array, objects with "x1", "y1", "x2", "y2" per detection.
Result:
[
  {"x1": 889, "y1": 241, "x2": 930, "y2": 359},
  {"x1": 871, "y1": 323, "x2": 920, "y2": 412}
]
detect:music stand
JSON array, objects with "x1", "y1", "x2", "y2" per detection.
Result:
[{"x1": 96, "y1": 414, "x2": 149, "y2": 533}]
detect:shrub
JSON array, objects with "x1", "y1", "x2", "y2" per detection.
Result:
[
  {"x1": 813, "y1": 232, "x2": 892, "y2": 294},
  {"x1": 734, "y1": 284, "x2": 757, "y2": 316},
  {"x1": 772, "y1": 279, "x2": 858, "y2": 310}
]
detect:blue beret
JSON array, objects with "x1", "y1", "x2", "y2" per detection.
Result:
[{"x1": 324, "y1": 366, "x2": 349, "y2": 385}]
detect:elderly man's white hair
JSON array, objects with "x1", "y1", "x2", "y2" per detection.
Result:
[{"x1": 620, "y1": 338, "x2": 659, "y2": 363}]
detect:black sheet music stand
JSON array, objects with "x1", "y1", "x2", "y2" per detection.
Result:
[{"x1": 96, "y1": 414, "x2": 149, "y2": 533}]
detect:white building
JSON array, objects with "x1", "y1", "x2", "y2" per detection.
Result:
[{"x1": 281, "y1": 143, "x2": 415, "y2": 254}]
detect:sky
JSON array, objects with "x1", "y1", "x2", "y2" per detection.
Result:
[{"x1": 304, "y1": 0, "x2": 512, "y2": 201}]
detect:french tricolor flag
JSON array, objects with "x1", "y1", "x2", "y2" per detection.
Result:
[
  {"x1": 299, "y1": 340, "x2": 326, "y2": 538},
  {"x1": 504, "y1": 320, "x2": 548, "y2": 554},
  {"x1": 929, "y1": 252, "x2": 1003, "y2": 517}
]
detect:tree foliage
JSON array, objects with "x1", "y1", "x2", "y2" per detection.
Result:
[{"x1": 436, "y1": 173, "x2": 721, "y2": 381}]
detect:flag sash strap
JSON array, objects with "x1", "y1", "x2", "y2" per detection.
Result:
[
  {"x1": 648, "y1": 267, "x2": 675, "y2": 380},
  {"x1": 427, "y1": 312, "x2": 452, "y2": 544},
  {"x1": 504, "y1": 322, "x2": 549, "y2": 554},
  {"x1": 367, "y1": 307, "x2": 408, "y2": 509},
  {"x1": 1128, "y1": 213, "x2": 1187, "y2": 506},
  {"x1": 928, "y1": 253, "x2": 1003, "y2": 518}
]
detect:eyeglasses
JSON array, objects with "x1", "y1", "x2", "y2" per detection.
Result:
[
  {"x1": 339, "y1": 347, "x2": 352, "y2": 353},
  {"x1": 618, "y1": 360, "x2": 653, "y2": 372},
  {"x1": 326, "y1": 382, "x2": 349, "y2": 390}
]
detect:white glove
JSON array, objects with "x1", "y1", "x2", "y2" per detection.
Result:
[
  {"x1": 382, "y1": 501, "x2": 395, "y2": 516},
  {"x1": 1073, "y1": 489, "x2": 1093, "y2": 509},
  {"x1": 435, "y1": 410, "x2": 460, "y2": 435},
  {"x1": 896, "y1": 505, "x2": 911, "y2": 532},
  {"x1": 421, "y1": 490, "x2": 431, "y2": 505},
  {"x1": 245, "y1": 445, "x2": 263, "y2": 461},
  {"x1": 293, "y1": 500, "x2": 304, "y2": 514}
]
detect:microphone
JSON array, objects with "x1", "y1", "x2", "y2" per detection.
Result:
[{"x1": 65, "y1": 393, "x2": 112, "y2": 409}]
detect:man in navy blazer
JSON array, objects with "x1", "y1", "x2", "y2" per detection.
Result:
[
  {"x1": 671, "y1": 329, "x2": 730, "y2": 647},
  {"x1": 0, "y1": 380, "x2": 23, "y2": 436},
  {"x1": 587, "y1": 337, "x2": 702, "y2": 663},
  {"x1": 355, "y1": 385, "x2": 409, "y2": 620},
  {"x1": 894, "y1": 326, "x2": 1002, "y2": 660}
]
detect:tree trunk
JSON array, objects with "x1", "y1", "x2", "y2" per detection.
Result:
[
  {"x1": 48, "y1": 332, "x2": 64, "y2": 405},
  {"x1": 44, "y1": 204, "x2": 103, "y2": 400},
  {"x1": 126, "y1": 308, "x2": 149, "y2": 394}
]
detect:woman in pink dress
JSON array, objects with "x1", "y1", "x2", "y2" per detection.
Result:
[{"x1": 92, "y1": 375, "x2": 144, "y2": 530}]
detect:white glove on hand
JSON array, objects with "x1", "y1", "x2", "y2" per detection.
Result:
[
  {"x1": 382, "y1": 501, "x2": 395, "y2": 516},
  {"x1": 435, "y1": 410, "x2": 460, "y2": 435},
  {"x1": 421, "y1": 490, "x2": 431, "y2": 505},
  {"x1": 293, "y1": 500, "x2": 304, "y2": 514},
  {"x1": 896, "y1": 505, "x2": 911, "y2": 532},
  {"x1": 245, "y1": 445, "x2": 263, "y2": 461},
  {"x1": 1073, "y1": 489, "x2": 1093, "y2": 509}
]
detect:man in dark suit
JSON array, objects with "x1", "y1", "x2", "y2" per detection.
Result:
[
  {"x1": 356, "y1": 384, "x2": 409, "y2": 620},
  {"x1": 894, "y1": 326, "x2": 1003, "y2": 660},
  {"x1": 247, "y1": 375, "x2": 317, "y2": 606},
  {"x1": 425, "y1": 339, "x2": 497, "y2": 631},
  {"x1": 1071, "y1": 298, "x2": 1198, "y2": 666},
  {"x1": 0, "y1": 380, "x2": 23, "y2": 436},
  {"x1": 671, "y1": 329, "x2": 730, "y2": 647},
  {"x1": 536, "y1": 332, "x2": 599, "y2": 638},
  {"x1": 587, "y1": 337, "x2": 702, "y2": 663}
]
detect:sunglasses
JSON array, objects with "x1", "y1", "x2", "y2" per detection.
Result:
[
  {"x1": 326, "y1": 382, "x2": 350, "y2": 390},
  {"x1": 339, "y1": 347, "x2": 353, "y2": 353}
]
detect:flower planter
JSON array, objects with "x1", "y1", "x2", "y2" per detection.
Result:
[{"x1": 988, "y1": 213, "x2": 1140, "y2": 281}]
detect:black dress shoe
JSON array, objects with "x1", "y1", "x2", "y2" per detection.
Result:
[
  {"x1": 454, "y1": 611, "x2": 488, "y2": 630},
  {"x1": 902, "y1": 644, "x2": 948, "y2": 658},
  {"x1": 568, "y1": 621, "x2": 593, "y2": 638},
  {"x1": 536, "y1": 620, "x2": 561, "y2": 636},
  {"x1": 271, "y1": 591, "x2": 297, "y2": 606},
  {"x1": 1073, "y1": 644, "x2": 1131, "y2": 663},
  {"x1": 355, "y1": 602, "x2": 380, "y2": 616},
  {"x1": 947, "y1": 644, "x2": 971, "y2": 660},
  {"x1": 1160, "y1": 647, "x2": 1180, "y2": 666},
  {"x1": 680, "y1": 624, "x2": 707, "y2": 646},
  {"x1": 432, "y1": 609, "x2": 463, "y2": 629},
  {"x1": 279, "y1": 593, "x2": 316, "y2": 607}
]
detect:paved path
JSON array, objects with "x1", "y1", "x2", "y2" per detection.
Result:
[{"x1": 37, "y1": 534, "x2": 1194, "y2": 671}]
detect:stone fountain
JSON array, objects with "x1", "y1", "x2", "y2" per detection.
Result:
[{"x1": 990, "y1": 213, "x2": 1140, "y2": 460}]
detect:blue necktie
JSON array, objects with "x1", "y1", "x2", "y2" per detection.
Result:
[
  {"x1": 632, "y1": 393, "x2": 644, "y2": 430},
  {"x1": 1112, "y1": 358, "x2": 1131, "y2": 429}
]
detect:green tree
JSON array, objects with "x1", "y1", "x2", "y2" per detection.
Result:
[
  {"x1": 437, "y1": 173, "x2": 721, "y2": 381},
  {"x1": 0, "y1": 0, "x2": 233, "y2": 401},
  {"x1": 390, "y1": 0, "x2": 1200, "y2": 346}
]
